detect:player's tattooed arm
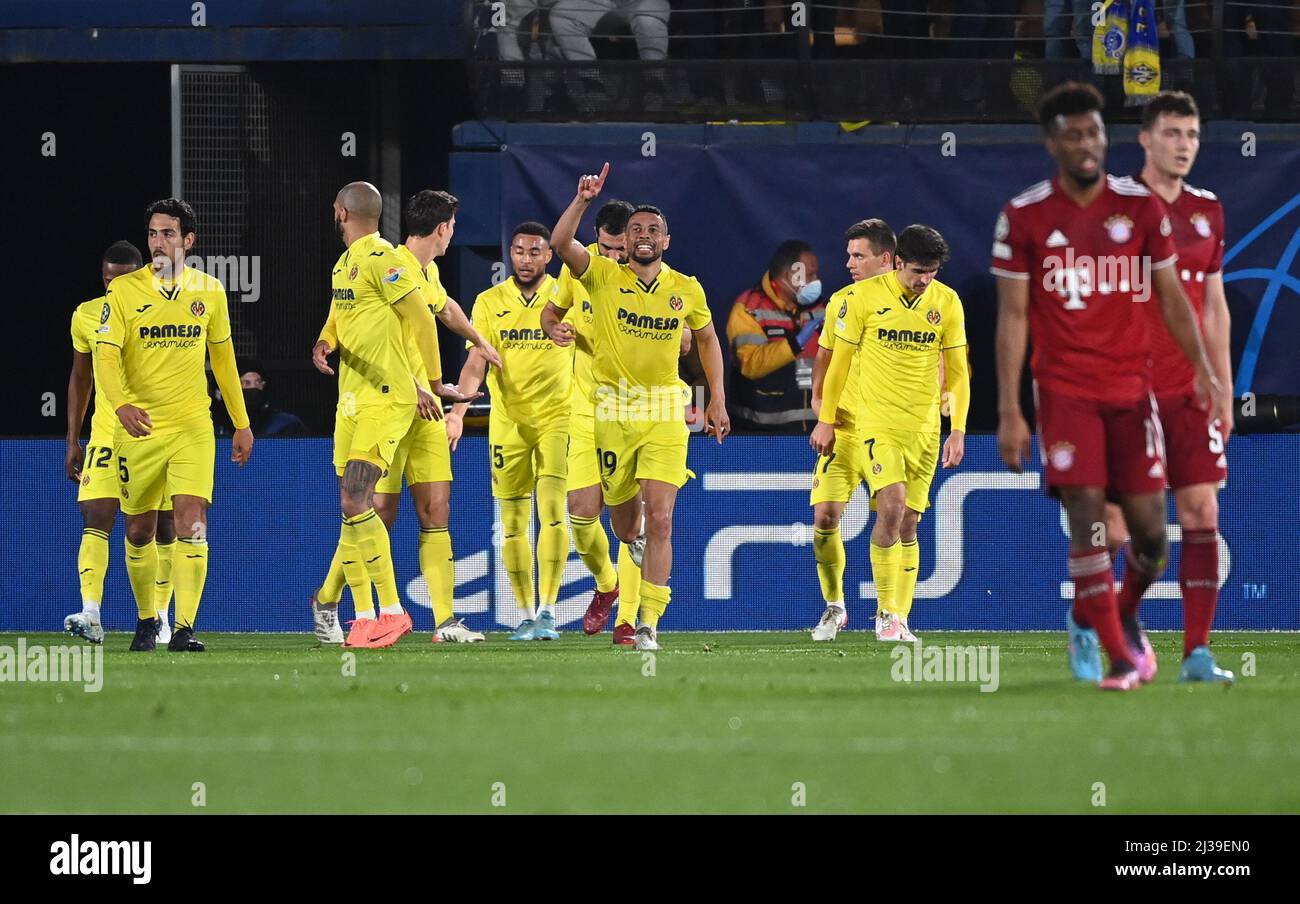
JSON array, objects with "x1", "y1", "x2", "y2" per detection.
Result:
[
  {"x1": 994, "y1": 276, "x2": 1032, "y2": 472},
  {"x1": 540, "y1": 301, "x2": 576, "y2": 346},
  {"x1": 1153, "y1": 265, "x2": 1222, "y2": 416},
  {"x1": 552, "y1": 162, "x2": 609, "y2": 278},
  {"x1": 1201, "y1": 273, "x2": 1234, "y2": 437},
  {"x1": 66, "y1": 349, "x2": 93, "y2": 481}
]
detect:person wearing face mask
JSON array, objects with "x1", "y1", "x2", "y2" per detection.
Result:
[
  {"x1": 214, "y1": 364, "x2": 307, "y2": 437},
  {"x1": 725, "y1": 239, "x2": 824, "y2": 434}
]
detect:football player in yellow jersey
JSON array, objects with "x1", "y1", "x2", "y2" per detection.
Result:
[
  {"x1": 317, "y1": 182, "x2": 471, "y2": 649},
  {"x1": 449, "y1": 222, "x2": 572, "y2": 640},
  {"x1": 95, "y1": 199, "x2": 254, "y2": 652},
  {"x1": 312, "y1": 188, "x2": 499, "y2": 642},
  {"x1": 64, "y1": 241, "x2": 179, "y2": 645},
  {"x1": 312, "y1": 190, "x2": 499, "y2": 645},
  {"x1": 542, "y1": 163, "x2": 731, "y2": 651},
  {"x1": 808, "y1": 219, "x2": 897, "y2": 642},
  {"x1": 812, "y1": 225, "x2": 970, "y2": 643}
]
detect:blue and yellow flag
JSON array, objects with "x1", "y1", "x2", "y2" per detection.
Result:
[
  {"x1": 1124, "y1": 0, "x2": 1161, "y2": 105},
  {"x1": 1092, "y1": 0, "x2": 1161, "y2": 105},
  {"x1": 1092, "y1": 0, "x2": 1128, "y2": 75}
]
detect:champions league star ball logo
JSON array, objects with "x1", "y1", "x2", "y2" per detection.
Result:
[
  {"x1": 1048, "y1": 442, "x2": 1075, "y2": 472},
  {"x1": 669, "y1": 296, "x2": 684, "y2": 312},
  {"x1": 927, "y1": 308, "x2": 941, "y2": 326},
  {"x1": 190, "y1": 300, "x2": 205, "y2": 318},
  {"x1": 100, "y1": 303, "x2": 111, "y2": 324},
  {"x1": 1191, "y1": 213, "x2": 1213, "y2": 239},
  {"x1": 1105, "y1": 215, "x2": 1134, "y2": 244},
  {"x1": 348, "y1": 265, "x2": 359, "y2": 281}
]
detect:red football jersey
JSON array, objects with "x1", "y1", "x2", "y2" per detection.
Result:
[
  {"x1": 1138, "y1": 178, "x2": 1225, "y2": 396},
  {"x1": 991, "y1": 174, "x2": 1178, "y2": 403}
]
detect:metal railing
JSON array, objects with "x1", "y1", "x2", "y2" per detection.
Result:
[{"x1": 465, "y1": 0, "x2": 1300, "y2": 121}]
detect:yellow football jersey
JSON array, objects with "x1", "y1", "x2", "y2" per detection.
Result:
[
  {"x1": 556, "y1": 242, "x2": 600, "y2": 412},
  {"x1": 98, "y1": 265, "x2": 232, "y2": 434},
  {"x1": 71, "y1": 296, "x2": 120, "y2": 442},
  {"x1": 832, "y1": 270, "x2": 967, "y2": 434},
  {"x1": 470, "y1": 273, "x2": 571, "y2": 428},
  {"x1": 817, "y1": 284, "x2": 864, "y2": 436},
  {"x1": 330, "y1": 232, "x2": 425, "y2": 410},
  {"x1": 556, "y1": 255, "x2": 710, "y2": 407},
  {"x1": 396, "y1": 245, "x2": 447, "y2": 385}
]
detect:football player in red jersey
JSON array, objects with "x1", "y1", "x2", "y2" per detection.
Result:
[
  {"x1": 992, "y1": 82, "x2": 1224, "y2": 691},
  {"x1": 1099, "y1": 91, "x2": 1235, "y2": 683}
]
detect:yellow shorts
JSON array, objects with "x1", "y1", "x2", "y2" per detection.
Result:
[
  {"x1": 77, "y1": 437, "x2": 121, "y2": 503},
  {"x1": 861, "y1": 427, "x2": 940, "y2": 514},
  {"x1": 810, "y1": 430, "x2": 869, "y2": 506},
  {"x1": 488, "y1": 414, "x2": 568, "y2": 499},
  {"x1": 594, "y1": 417, "x2": 689, "y2": 507},
  {"x1": 333, "y1": 403, "x2": 416, "y2": 476},
  {"x1": 376, "y1": 414, "x2": 453, "y2": 494},
  {"x1": 567, "y1": 408, "x2": 601, "y2": 492},
  {"x1": 114, "y1": 425, "x2": 215, "y2": 515}
]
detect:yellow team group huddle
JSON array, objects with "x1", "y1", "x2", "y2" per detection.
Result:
[{"x1": 64, "y1": 167, "x2": 970, "y2": 654}]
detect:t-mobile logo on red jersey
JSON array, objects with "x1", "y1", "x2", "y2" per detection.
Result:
[{"x1": 1041, "y1": 246, "x2": 1153, "y2": 306}]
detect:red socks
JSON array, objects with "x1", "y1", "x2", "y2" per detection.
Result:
[
  {"x1": 1070, "y1": 549, "x2": 1132, "y2": 670},
  {"x1": 1181, "y1": 529, "x2": 1220, "y2": 658},
  {"x1": 1117, "y1": 546, "x2": 1164, "y2": 620}
]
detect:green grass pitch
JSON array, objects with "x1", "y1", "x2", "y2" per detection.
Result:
[{"x1": 2, "y1": 631, "x2": 1297, "y2": 814}]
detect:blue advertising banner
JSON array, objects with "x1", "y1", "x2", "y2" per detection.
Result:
[
  {"x1": 6, "y1": 436, "x2": 1296, "y2": 633},
  {"x1": 498, "y1": 139, "x2": 1300, "y2": 398}
]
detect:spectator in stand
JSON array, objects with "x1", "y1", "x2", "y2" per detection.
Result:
[
  {"x1": 551, "y1": 0, "x2": 671, "y2": 61},
  {"x1": 726, "y1": 240, "x2": 825, "y2": 433},
  {"x1": 215, "y1": 365, "x2": 307, "y2": 437},
  {"x1": 495, "y1": 0, "x2": 562, "y2": 61},
  {"x1": 1044, "y1": 0, "x2": 1090, "y2": 58}
]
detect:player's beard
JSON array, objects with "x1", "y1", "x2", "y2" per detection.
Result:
[
  {"x1": 1069, "y1": 164, "x2": 1102, "y2": 187},
  {"x1": 514, "y1": 271, "x2": 543, "y2": 292},
  {"x1": 334, "y1": 215, "x2": 345, "y2": 246},
  {"x1": 631, "y1": 245, "x2": 661, "y2": 264}
]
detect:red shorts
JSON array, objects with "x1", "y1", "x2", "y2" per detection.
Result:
[
  {"x1": 1034, "y1": 383, "x2": 1166, "y2": 497},
  {"x1": 1156, "y1": 392, "x2": 1228, "y2": 489}
]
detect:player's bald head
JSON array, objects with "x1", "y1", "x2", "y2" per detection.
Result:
[{"x1": 336, "y1": 182, "x2": 382, "y2": 221}]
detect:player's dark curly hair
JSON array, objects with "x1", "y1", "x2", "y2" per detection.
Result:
[
  {"x1": 102, "y1": 240, "x2": 143, "y2": 268},
  {"x1": 1037, "y1": 81, "x2": 1105, "y2": 135},
  {"x1": 631, "y1": 204, "x2": 667, "y2": 233},
  {"x1": 145, "y1": 198, "x2": 197, "y2": 237},
  {"x1": 1141, "y1": 91, "x2": 1200, "y2": 130},
  {"x1": 594, "y1": 200, "x2": 635, "y2": 236},
  {"x1": 406, "y1": 190, "x2": 459, "y2": 237},
  {"x1": 512, "y1": 221, "x2": 552, "y2": 243},
  {"x1": 894, "y1": 225, "x2": 950, "y2": 267},
  {"x1": 844, "y1": 219, "x2": 896, "y2": 256}
]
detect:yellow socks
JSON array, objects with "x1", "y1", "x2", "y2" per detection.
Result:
[
  {"x1": 333, "y1": 523, "x2": 374, "y2": 619},
  {"x1": 570, "y1": 514, "x2": 618, "y2": 594},
  {"x1": 344, "y1": 509, "x2": 399, "y2": 609},
  {"x1": 870, "y1": 540, "x2": 902, "y2": 616},
  {"x1": 897, "y1": 539, "x2": 920, "y2": 620},
  {"x1": 639, "y1": 580, "x2": 670, "y2": 631},
  {"x1": 78, "y1": 528, "x2": 110, "y2": 610},
  {"x1": 535, "y1": 476, "x2": 568, "y2": 607},
  {"x1": 172, "y1": 536, "x2": 209, "y2": 629},
  {"x1": 319, "y1": 546, "x2": 347, "y2": 605},
  {"x1": 419, "y1": 526, "x2": 455, "y2": 625},
  {"x1": 813, "y1": 526, "x2": 845, "y2": 605},
  {"x1": 124, "y1": 537, "x2": 158, "y2": 619},
  {"x1": 154, "y1": 537, "x2": 175, "y2": 619},
  {"x1": 615, "y1": 541, "x2": 641, "y2": 626},
  {"x1": 500, "y1": 496, "x2": 535, "y2": 611}
]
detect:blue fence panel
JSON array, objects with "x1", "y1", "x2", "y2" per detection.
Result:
[{"x1": 5, "y1": 435, "x2": 1296, "y2": 633}]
